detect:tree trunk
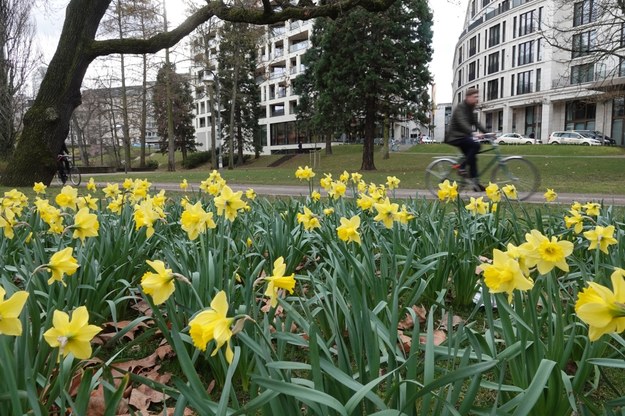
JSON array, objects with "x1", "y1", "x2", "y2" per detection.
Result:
[
  {"x1": 209, "y1": 81, "x2": 217, "y2": 169},
  {"x1": 228, "y1": 62, "x2": 239, "y2": 170},
  {"x1": 236, "y1": 105, "x2": 243, "y2": 166},
  {"x1": 71, "y1": 114, "x2": 90, "y2": 166},
  {"x1": 382, "y1": 114, "x2": 390, "y2": 160},
  {"x1": 1, "y1": 0, "x2": 109, "y2": 185},
  {"x1": 361, "y1": 96, "x2": 377, "y2": 170},
  {"x1": 325, "y1": 133, "x2": 332, "y2": 155},
  {"x1": 139, "y1": 54, "x2": 148, "y2": 168}
]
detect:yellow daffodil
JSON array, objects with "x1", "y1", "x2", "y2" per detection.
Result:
[
  {"x1": 180, "y1": 179, "x2": 189, "y2": 191},
  {"x1": 2, "y1": 189, "x2": 28, "y2": 216},
  {"x1": 320, "y1": 174, "x2": 333, "y2": 190},
  {"x1": 571, "y1": 201, "x2": 582, "y2": 211},
  {"x1": 245, "y1": 188, "x2": 256, "y2": 200},
  {"x1": 133, "y1": 198, "x2": 163, "y2": 238},
  {"x1": 180, "y1": 201, "x2": 216, "y2": 240},
  {"x1": 373, "y1": 197, "x2": 400, "y2": 228},
  {"x1": 103, "y1": 183, "x2": 121, "y2": 199},
  {"x1": 0, "y1": 210, "x2": 15, "y2": 239},
  {"x1": 77, "y1": 194, "x2": 98, "y2": 211},
  {"x1": 437, "y1": 180, "x2": 458, "y2": 203},
  {"x1": 310, "y1": 191, "x2": 321, "y2": 202},
  {"x1": 357, "y1": 180, "x2": 367, "y2": 193},
  {"x1": 491, "y1": 202, "x2": 498, "y2": 213},
  {"x1": 264, "y1": 257, "x2": 296, "y2": 308},
  {"x1": 72, "y1": 207, "x2": 99, "y2": 242},
  {"x1": 0, "y1": 287, "x2": 29, "y2": 336},
  {"x1": 544, "y1": 188, "x2": 557, "y2": 202},
  {"x1": 357, "y1": 193, "x2": 375, "y2": 212},
  {"x1": 214, "y1": 185, "x2": 246, "y2": 222},
  {"x1": 520, "y1": 230, "x2": 574, "y2": 275},
  {"x1": 323, "y1": 207, "x2": 334, "y2": 216},
  {"x1": 465, "y1": 196, "x2": 489, "y2": 215},
  {"x1": 107, "y1": 195, "x2": 124, "y2": 215},
  {"x1": 584, "y1": 225, "x2": 618, "y2": 254},
  {"x1": 481, "y1": 249, "x2": 534, "y2": 300},
  {"x1": 122, "y1": 178, "x2": 134, "y2": 190},
  {"x1": 297, "y1": 207, "x2": 320, "y2": 231},
  {"x1": 583, "y1": 202, "x2": 601, "y2": 217},
  {"x1": 505, "y1": 242, "x2": 531, "y2": 276},
  {"x1": 564, "y1": 209, "x2": 584, "y2": 234},
  {"x1": 246, "y1": 237, "x2": 253, "y2": 248},
  {"x1": 397, "y1": 205, "x2": 415, "y2": 224},
  {"x1": 43, "y1": 306, "x2": 101, "y2": 360},
  {"x1": 485, "y1": 182, "x2": 501, "y2": 202},
  {"x1": 295, "y1": 166, "x2": 316, "y2": 181},
  {"x1": 337, "y1": 170, "x2": 348, "y2": 183},
  {"x1": 337, "y1": 215, "x2": 361, "y2": 244},
  {"x1": 502, "y1": 184, "x2": 517, "y2": 199},
  {"x1": 575, "y1": 269, "x2": 625, "y2": 341},
  {"x1": 328, "y1": 181, "x2": 347, "y2": 200},
  {"x1": 86, "y1": 178, "x2": 97, "y2": 192},
  {"x1": 55, "y1": 186, "x2": 78, "y2": 210},
  {"x1": 141, "y1": 260, "x2": 176, "y2": 305},
  {"x1": 33, "y1": 182, "x2": 47, "y2": 195},
  {"x1": 351, "y1": 172, "x2": 363, "y2": 184},
  {"x1": 45, "y1": 247, "x2": 79, "y2": 286},
  {"x1": 189, "y1": 291, "x2": 235, "y2": 363},
  {"x1": 386, "y1": 176, "x2": 400, "y2": 190}
]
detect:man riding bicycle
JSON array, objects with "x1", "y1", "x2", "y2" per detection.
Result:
[
  {"x1": 57, "y1": 142, "x2": 71, "y2": 185},
  {"x1": 445, "y1": 88, "x2": 488, "y2": 191}
]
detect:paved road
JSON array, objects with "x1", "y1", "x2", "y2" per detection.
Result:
[{"x1": 121, "y1": 181, "x2": 625, "y2": 206}]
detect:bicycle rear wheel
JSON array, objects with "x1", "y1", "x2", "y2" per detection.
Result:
[
  {"x1": 68, "y1": 167, "x2": 81, "y2": 186},
  {"x1": 424, "y1": 158, "x2": 459, "y2": 198},
  {"x1": 490, "y1": 157, "x2": 540, "y2": 201}
]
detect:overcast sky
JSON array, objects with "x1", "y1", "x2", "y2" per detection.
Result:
[{"x1": 32, "y1": 0, "x2": 467, "y2": 102}]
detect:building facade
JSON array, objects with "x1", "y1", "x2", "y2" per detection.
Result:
[{"x1": 453, "y1": 0, "x2": 625, "y2": 145}]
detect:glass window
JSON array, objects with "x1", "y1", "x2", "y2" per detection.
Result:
[
  {"x1": 468, "y1": 62, "x2": 477, "y2": 81},
  {"x1": 573, "y1": 0, "x2": 596, "y2": 27},
  {"x1": 469, "y1": 37, "x2": 477, "y2": 57},
  {"x1": 570, "y1": 63, "x2": 594, "y2": 84},
  {"x1": 518, "y1": 10, "x2": 535, "y2": 36},
  {"x1": 488, "y1": 52, "x2": 499, "y2": 74},
  {"x1": 487, "y1": 79, "x2": 499, "y2": 100},
  {"x1": 488, "y1": 24, "x2": 501, "y2": 47},
  {"x1": 516, "y1": 70, "x2": 532, "y2": 95},
  {"x1": 517, "y1": 40, "x2": 534, "y2": 65},
  {"x1": 572, "y1": 30, "x2": 595, "y2": 58}
]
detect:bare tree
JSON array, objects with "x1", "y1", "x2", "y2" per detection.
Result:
[
  {"x1": 0, "y1": 0, "x2": 41, "y2": 159},
  {"x1": 1, "y1": 0, "x2": 398, "y2": 186}
]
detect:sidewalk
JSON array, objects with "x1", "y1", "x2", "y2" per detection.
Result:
[{"x1": 122, "y1": 181, "x2": 625, "y2": 206}]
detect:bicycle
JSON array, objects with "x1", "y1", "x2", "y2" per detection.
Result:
[
  {"x1": 424, "y1": 134, "x2": 540, "y2": 201},
  {"x1": 54, "y1": 155, "x2": 82, "y2": 186}
]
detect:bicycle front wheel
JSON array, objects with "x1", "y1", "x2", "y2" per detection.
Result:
[
  {"x1": 68, "y1": 167, "x2": 81, "y2": 186},
  {"x1": 490, "y1": 157, "x2": 540, "y2": 201},
  {"x1": 424, "y1": 158, "x2": 459, "y2": 198}
]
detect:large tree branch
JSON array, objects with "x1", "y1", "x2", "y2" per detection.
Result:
[{"x1": 90, "y1": 0, "x2": 397, "y2": 56}]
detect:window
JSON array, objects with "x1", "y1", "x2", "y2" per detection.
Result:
[
  {"x1": 488, "y1": 24, "x2": 501, "y2": 47},
  {"x1": 199, "y1": 117, "x2": 206, "y2": 128},
  {"x1": 620, "y1": 57, "x2": 625, "y2": 77},
  {"x1": 471, "y1": 0, "x2": 476, "y2": 17},
  {"x1": 570, "y1": 63, "x2": 594, "y2": 84},
  {"x1": 516, "y1": 70, "x2": 532, "y2": 95},
  {"x1": 458, "y1": 46, "x2": 463, "y2": 64},
  {"x1": 501, "y1": 50, "x2": 505, "y2": 70},
  {"x1": 482, "y1": 0, "x2": 491, "y2": 6},
  {"x1": 469, "y1": 36, "x2": 477, "y2": 57},
  {"x1": 457, "y1": 69, "x2": 463, "y2": 87},
  {"x1": 487, "y1": 79, "x2": 499, "y2": 100},
  {"x1": 511, "y1": 74, "x2": 515, "y2": 96},
  {"x1": 536, "y1": 68, "x2": 542, "y2": 92},
  {"x1": 573, "y1": 0, "x2": 596, "y2": 27},
  {"x1": 537, "y1": 39, "x2": 542, "y2": 61},
  {"x1": 517, "y1": 41, "x2": 534, "y2": 65},
  {"x1": 572, "y1": 30, "x2": 595, "y2": 58},
  {"x1": 488, "y1": 52, "x2": 500, "y2": 74},
  {"x1": 518, "y1": 10, "x2": 535, "y2": 37},
  {"x1": 468, "y1": 62, "x2": 477, "y2": 81}
]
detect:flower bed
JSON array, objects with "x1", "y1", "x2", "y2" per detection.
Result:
[{"x1": 0, "y1": 170, "x2": 623, "y2": 415}]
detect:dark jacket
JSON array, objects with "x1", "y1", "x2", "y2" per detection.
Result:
[{"x1": 445, "y1": 101, "x2": 487, "y2": 143}]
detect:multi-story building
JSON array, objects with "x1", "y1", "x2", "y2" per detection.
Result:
[{"x1": 452, "y1": 0, "x2": 625, "y2": 145}]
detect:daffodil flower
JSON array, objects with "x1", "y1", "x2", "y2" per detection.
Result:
[
  {"x1": 214, "y1": 185, "x2": 246, "y2": 222},
  {"x1": 141, "y1": 260, "x2": 176, "y2": 305},
  {"x1": 465, "y1": 196, "x2": 489, "y2": 215},
  {"x1": 337, "y1": 215, "x2": 361, "y2": 244},
  {"x1": 564, "y1": 209, "x2": 584, "y2": 234},
  {"x1": 502, "y1": 184, "x2": 517, "y2": 199},
  {"x1": 43, "y1": 247, "x2": 80, "y2": 286},
  {"x1": 437, "y1": 180, "x2": 458, "y2": 203},
  {"x1": 480, "y1": 249, "x2": 534, "y2": 301},
  {"x1": 72, "y1": 207, "x2": 100, "y2": 242},
  {"x1": 0, "y1": 286, "x2": 29, "y2": 336},
  {"x1": 297, "y1": 207, "x2": 320, "y2": 231},
  {"x1": 576, "y1": 269, "x2": 625, "y2": 341},
  {"x1": 33, "y1": 182, "x2": 47, "y2": 195},
  {"x1": 584, "y1": 225, "x2": 618, "y2": 254},
  {"x1": 386, "y1": 176, "x2": 400, "y2": 190},
  {"x1": 264, "y1": 257, "x2": 296, "y2": 308},
  {"x1": 180, "y1": 201, "x2": 216, "y2": 240},
  {"x1": 86, "y1": 178, "x2": 97, "y2": 192},
  {"x1": 519, "y1": 229, "x2": 574, "y2": 275},
  {"x1": 295, "y1": 166, "x2": 315, "y2": 181},
  {"x1": 55, "y1": 186, "x2": 78, "y2": 211},
  {"x1": 43, "y1": 306, "x2": 101, "y2": 360},
  {"x1": 373, "y1": 197, "x2": 400, "y2": 228},
  {"x1": 485, "y1": 182, "x2": 500, "y2": 202},
  {"x1": 544, "y1": 188, "x2": 557, "y2": 202},
  {"x1": 189, "y1": 291, "x2": 235, "y2": 363}
]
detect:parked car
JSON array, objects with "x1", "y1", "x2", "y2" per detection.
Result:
[
  {"x1": 548, "y1": 131, "x2": 602, "y2": 146},
  {"x1": 575, "y1": 130, "x2": 617, "y2": 146},
  {"x1": 493, "y1": 133, "x2": 539, "y2": 145},
  {"x1": 420, "y1": 136, "x2": 437, "y2": 144}
]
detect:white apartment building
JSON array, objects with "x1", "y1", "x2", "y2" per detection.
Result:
[{"x1": 453, "y1": 0, "x2": 625, "y2": 145}]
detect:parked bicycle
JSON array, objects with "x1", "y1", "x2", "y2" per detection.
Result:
[
  {"x1": 55, "y1": 154, "x2": 82, "y2": 186},
  {"x1": 424, "y1": 134, "x2": 540, "y2": 200}
]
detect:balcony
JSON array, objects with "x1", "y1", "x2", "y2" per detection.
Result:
[{"x1": 289, "y1": 41, "x2": 309, "y2": 53}]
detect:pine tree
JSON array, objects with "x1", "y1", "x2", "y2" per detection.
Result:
[{"x1": 296, "y1": 0, "x2": 433, "y2": 170}]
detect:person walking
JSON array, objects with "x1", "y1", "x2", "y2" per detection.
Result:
[{"x1": 445, "y1": 88, "x2": 488, "y2": 191}]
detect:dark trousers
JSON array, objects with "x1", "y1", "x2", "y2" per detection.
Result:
[{"x1": 450, "y1": 137, "x2": 481, "y2": 179}]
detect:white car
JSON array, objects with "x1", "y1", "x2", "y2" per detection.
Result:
[
  {"x1": 494, "y1": 133, "x2": 538, "y2": 145},
  {"x1": 420, "y1": 136, "x2": 436, "y2": 144},
  {"x1": 548, "y1": 131, "x2": 602, "y2": 146}
]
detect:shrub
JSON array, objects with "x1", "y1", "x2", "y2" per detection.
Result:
[
  {"x1": 145, "y1": 159, "x2": 159, "y2": 170},
  {"x1": 182, "y1": 151, "x2": 213, "y2": 169}
]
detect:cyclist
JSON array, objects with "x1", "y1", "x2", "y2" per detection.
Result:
[
  {"x1": 57, "y1": 142, "x2": 71, "y2": 185},
  {"x1": 445, "y1": 87, "x2": 488, "y2": 191}
]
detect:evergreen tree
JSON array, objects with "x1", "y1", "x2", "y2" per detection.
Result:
[
  {"x1": 217, "y1": 21, "x2": 262, "y2": 167},
  {"x1": 296, "y1": 0, "x2": 433, "y2": 170},
  {"x1": 152, "y1": 63, "x2": 197, "y2": 163}
]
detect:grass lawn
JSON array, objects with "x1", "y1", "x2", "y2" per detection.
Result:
[{"x1": 87, "y1": 144, "x2": 625, "y2": 195}]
